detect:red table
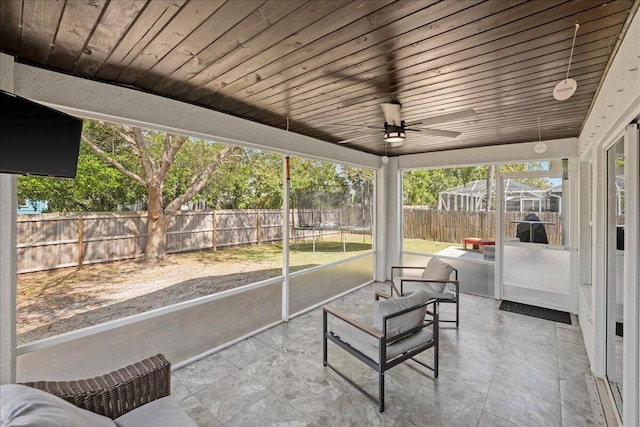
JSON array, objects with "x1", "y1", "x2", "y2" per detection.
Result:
[{"x1": 463, "y1": 237, "x2": 495, "y2": 252}]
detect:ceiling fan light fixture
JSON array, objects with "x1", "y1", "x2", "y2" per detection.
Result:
[{"x1": 384, "y1": 123, "x2": 405, "y2": 145}]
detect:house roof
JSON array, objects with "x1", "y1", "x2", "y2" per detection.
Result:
[
  {"x1": 440, "y1": 179, "x2": 547, "y2": 199},
  {"x1": 0, "y1": 0, "x2": 637, "y2": 157}
]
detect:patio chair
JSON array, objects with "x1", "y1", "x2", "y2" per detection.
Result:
[
  {"x1": 323, "y1": 289, "x2": 438, "y2": 412},
  {"x1": 390, "y1": 256, "x2": 459, "y2": 327}
]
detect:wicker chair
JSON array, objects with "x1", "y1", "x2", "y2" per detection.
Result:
[{"x1": 20, "y1": 354, "x2": 171, "y2": 420}]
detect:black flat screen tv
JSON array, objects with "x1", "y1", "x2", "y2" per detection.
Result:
[{"x1": 0, "y1": 91, "x2": 82, "y2": 178}]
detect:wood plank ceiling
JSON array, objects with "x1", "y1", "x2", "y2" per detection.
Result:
[{"x1": 0, "y1": 0, "x2": 637, "y2": 157}]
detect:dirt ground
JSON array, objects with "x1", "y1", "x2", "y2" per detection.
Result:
[{"x1": 16, "y1": 254, "x2": 282, "y2": 345}]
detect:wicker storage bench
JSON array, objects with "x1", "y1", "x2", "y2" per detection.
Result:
[{"x1": 1, "y1": 354, "x2": 196, "y2": 427}]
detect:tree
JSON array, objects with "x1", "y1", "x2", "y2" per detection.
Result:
[
  {"x1": 206, "y1": 149, "x2": 283, "y2": 209},
  {"x1": 289, "y1": 158, "x2": 348, "y2": 210},
  {"x1": 485, "y1": 164, "x2": 496, "y2": 211},
  {"x1": 403, "y1": 167, "x2": 487, "y2": 206},
  {"x1": 18, "y1": 143, "x2": 144, "y2": 212},
  {"x1": 82, "y1": 121, "x2": 237, "y2": 262}
]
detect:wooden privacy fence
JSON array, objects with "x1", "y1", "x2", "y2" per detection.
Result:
[
  {"x1": 403, "y1": 208, "x2": 563, "y2": 246},
  {"x1": 16, "y1": 208, "x2": 369, "y2": 274}
]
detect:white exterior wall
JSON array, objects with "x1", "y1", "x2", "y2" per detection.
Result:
[{"x1": 578, "y1": 7, "x2": 640, "y2": 425}]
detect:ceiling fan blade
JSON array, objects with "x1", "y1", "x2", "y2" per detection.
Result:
[
  {"x1": 405, "y1": 109, "x2": 476, "y2": 127},
  {"x1": 407, "y1": 127, "x2": 461, "y2": 138},
  {"x1": 381, "y1": 102, "x2": 402, "y2": 126},
  {"x1": 316, "y1": 123, "x2": 381, "y2": 130},
  {"x1": 337, "y1": 132, "x2": 379, "y2": 144}
]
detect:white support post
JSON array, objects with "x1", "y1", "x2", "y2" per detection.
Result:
[
  {"x1": 623, "y1": 123, "x2": 639, "y2": 427},
  {"x1": 282, "y1": 155, "x2": 290, "y2": 322},
  {"x1": 494, "y1": 168, "x2": 504, "y2": 300},
  {"x1": 0, "y1": 53, "x2": 17, "y2": 385},
  {"x1": 0, "y1": 174, "x2": 17, "y2": 384}
]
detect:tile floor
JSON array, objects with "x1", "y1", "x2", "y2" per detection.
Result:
[{"x1": 171, "y1": 282, "x2": 606, "y2": 426}]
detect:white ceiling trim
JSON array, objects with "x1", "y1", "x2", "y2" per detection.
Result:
[
  {"x1": 398, "y1": 138, "x2": 578, "y2": 170},
  {"x1": 578, "y1": 6, "x2": 640, "y2": 160}
]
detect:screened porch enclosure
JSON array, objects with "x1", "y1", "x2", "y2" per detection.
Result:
[{"x1": 1, "y1": 3, "x2": 639, "y2": 421}]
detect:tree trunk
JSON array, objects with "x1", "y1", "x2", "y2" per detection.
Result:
[
  {"x1": 485, "y1": 165, "x2": 495, "y2": 212},
  {"x1": 143, "y1": 182, "x2": 166, "y2": 263}
]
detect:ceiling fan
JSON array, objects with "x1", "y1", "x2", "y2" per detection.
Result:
[{"x1": 321, "y1": 101, "x2": 477, "y2": 147}]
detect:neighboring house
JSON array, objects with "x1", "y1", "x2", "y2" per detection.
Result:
[
  {"x1": 17, "y1": 200, "x2": 47, "y2": 215},
  {"x1": 438, "y1": 179, "x2": 558, "y2": 213}
]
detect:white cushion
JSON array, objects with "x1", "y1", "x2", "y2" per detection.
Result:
[
  {"x1": 329, "y1": 322, "x2": 433, "y2": 363},
  {"x1": 421, "y1": 257, "x2": 453, "y2": 292},
  {"x1": 373, "y1": 289, "x2": 429, "y2": 339},
  {"x1": 0, "y1": 384, "x2": 116, "y2": 427},
  {"x1": 114, "y1": 396, "x2": 197, "y2": 427},
  {"x1": 402, "y1": 280, "x2": 455, "y2": 300}
]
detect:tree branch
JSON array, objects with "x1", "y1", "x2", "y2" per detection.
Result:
[
  {"x1": 164, "y1": 145, "x2": 236, "y2": 214},
  {"x1": 158, "y1": 134, "x2": 188, "y2": 180},
  {"x1": 130, "y1": 126, "x2": 156, "y2": 179},
  {"x1": 81, "y1": 135, "x2": 146, "y2": 186}
]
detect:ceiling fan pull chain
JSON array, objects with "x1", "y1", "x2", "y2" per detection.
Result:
[
  {"x1": 565, "y1": 23, "x2": 580, "y2": 80},
  {"x1": 553, "y1": 23, "x2": 580, "y2": 101}
]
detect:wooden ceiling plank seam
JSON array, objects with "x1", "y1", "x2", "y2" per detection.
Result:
[
  {"x1": 219, "y1": 0, "x2": 529, "y2": 108},
  {"x1": 264, "y1": 35, "x2": 616, "y2": 122},
  {"x1": 284, "y1": 3, "x2": 632, "y2": 118},
  {"x1": 296, "y1": 53, "x2": 609, "y2": 122},
  {"x1": 134, "y1": 0, "x2": 266, "y2": 90},
  {"x1": 190, "y1": 0, "x2": 404, "y2": 105},
  {"x1": 275, "y1": 56, "x2": 610, "y2": 125},
  {"x1": 18, "y1": 0, "x2": 65, "y2": 64},
  {"x1": 180, "y1": 0, "x2": 356, "y2": 103},
  {"x1": 116, "y1": 0, "x2": 230, "y2": 85},
  {"x1": 303, "y1": 74, "x2": 604, "y2": 138},
  {"x1": 91, "y1": 0, "x2": 189, "y2": 80},
  {"x1": 47, "y1": 0, "x2": 108, "y2": 70},
  {"x1": 0, "y1": 0, "x2": 24, "y2": 53},
  {"x1": 225, "y1": 0, "x2": 624, "y2": 118},
  {"x1": 160, "y1": 0, "x2": 313, "y2": 99},
  {"x1": 309, "y1": 52, "x2": 610, "y2": 125},
  {"x1": 151, "y1": 0, "x2": 307, "y2": 95},
  {"x1": 221, "y1": 0, "x2": 467, "y2": 103},
  {"x1": 306, "y1": 73, "x2": 603, "y2": 137},
  {"x1": 245, "y1": 16, "x2": 625, "y2": 117},
  {"x1": 79, "y1": 0, "x2": 166, "y2": 79},
  {"x1": 317, "y1": 95, "x2": 595, "y2": 141}
]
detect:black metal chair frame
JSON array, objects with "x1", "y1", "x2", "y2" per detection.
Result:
[
  {"x1": 390, "y1": 265, "x2": 459, "y2": 327},
  {"x1": 322, "y1": 291, "x2": 438, "y2": 413}
]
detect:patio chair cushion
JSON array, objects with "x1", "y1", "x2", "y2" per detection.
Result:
[
  {"x1": 0, "y1": 384, "x2": 116, "y2": 427},
  {"x1": 330, "y1": 321, "x2": 433, "y2": 363},
  {"x1": 400, "y1": 280, "x2": 456, "y2": 300},
  {"x1": 373, "y1": 289, "x2": 429, "y2": 338},
  {"x1": 421, "y1": 257, "x2": 453, "y2": 292},
  {"x1": 113, "y1": 396, "x2": 196, "y2": 427}
]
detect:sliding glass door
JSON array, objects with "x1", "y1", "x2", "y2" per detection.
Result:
[{"x1": 606, "y1": 138, "x2": 625, "y2": 416}]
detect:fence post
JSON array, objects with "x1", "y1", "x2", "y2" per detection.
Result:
[
  {"x1": 256, "y1": 209, "x2": 261, "y2": 244},
  {"x1": 212, "y1": 211, "x2": 217, "y2": 252},
  {"x1": 77, "y1": 214, "x2": 84, "y2": 268}
]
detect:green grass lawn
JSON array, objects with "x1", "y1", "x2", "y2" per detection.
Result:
[
  {"x1": 18, "y1": 234, "x2": 455, "y2": 299},
  {"x1": 402, "y1": 238, "x2": 459, "y2": 254}
]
